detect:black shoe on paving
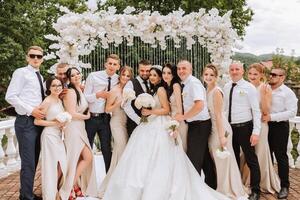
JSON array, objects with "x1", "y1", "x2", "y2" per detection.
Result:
[
  {"x1": 278, "y1": 187, "x2": 289, "y2": 199},
  {"x1": 248, "y1": 192, "x2": 260, "y2": 200}
]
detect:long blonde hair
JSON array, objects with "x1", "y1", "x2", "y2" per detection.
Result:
[{"x1": 248, "y1": 63, "x2": 266, "y2": 82}]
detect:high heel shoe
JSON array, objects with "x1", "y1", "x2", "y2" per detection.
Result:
[
  {"x1": 73, "y1": 185, "x2": 84, "y2": 197},
  {"x1": 68, "y1": 189, "x2": 75, "y2": 200}
]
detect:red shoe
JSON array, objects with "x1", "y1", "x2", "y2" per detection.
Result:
[
  {"x1": 68, "y1": 189, "x2": 75, "y2": 200},
  {"x1": 74, "y1": 185, "x2": 84, "y2": 197}
]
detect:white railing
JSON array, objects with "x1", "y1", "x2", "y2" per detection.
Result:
[
  {"x1": 0, "y1": 118, "x2": 20, "y2": 178},
  {"x1": 0, "y1": 116, "x2": 300, "y2": 179},
  {"x1": 288, "y1": 116, "x2": 300, "y2": 169}
]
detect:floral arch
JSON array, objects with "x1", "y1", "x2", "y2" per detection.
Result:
[{"x1": 45, "y1": 5, "x2": 239, "y2": 74}]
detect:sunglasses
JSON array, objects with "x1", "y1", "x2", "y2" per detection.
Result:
[
  {"x1": 29, "y1": 54, "x2": 43, "y2": 59},
  {"x1": 269, "y1": 73, "x2": 283, "y2": 77}
]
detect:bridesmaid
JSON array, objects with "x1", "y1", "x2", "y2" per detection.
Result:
[
  {"x1": 162, "y1": 63, "x2": 188, "y2": 151},
  {"x1": 60, "y1": 67, "x2": 97, "y2": 200},
  {"x1": 203, "y1": 64, "x2": 248, "y2": 199},
  {"x1": 34, "y1": 77, "x2": 67, "y2": 200},
  {"x1": 242, "y1": 63, "x2": 280, "y2": 193},
  {"x1": 98, "y1": 66, "x2": 133, "y2": 197}
]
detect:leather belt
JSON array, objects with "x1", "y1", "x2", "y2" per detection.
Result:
[
  {"x1": 230, "y1": 120, "x2": 252, "y2": 128},
  {"x1": 90, "y1": 112, "x2": 108, "y2": 117}
]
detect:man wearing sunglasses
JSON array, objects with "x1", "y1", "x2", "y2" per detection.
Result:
[
  {"x1": 262, "y1": 68, "x2": 298, "y2": 199},
  {"x1": 5, "y1": 46, "x2": 45, "y2": 200}
]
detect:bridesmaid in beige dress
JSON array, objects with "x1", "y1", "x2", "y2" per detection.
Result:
[
  {"x1": 34, "y1": 77, "x2": 67, "y2": 200},
  {"x1": 162, "y1": 63, "x2": 188, "y2": 151},
  {"x1": 203, "y1": 64, "x2": 248, "y2": 199},
  {"x1": 60, "y1": 67, "x2": 97, "y2": 200},
  {"x1": 241, "y1": 63, "x2": 280, "y2": 193},
  {"x1": 98, "y1": 66, "x2": 133, "y2": 197}
]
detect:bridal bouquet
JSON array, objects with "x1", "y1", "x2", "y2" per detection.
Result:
[
  {"x1": 55, "y1": 112, "x2": 72, "y2": 140},
  {"x1": 134, "y1": 93, "x2": 156, "y2": 123},
  {"x1": 215, "y1": 131, "x2": 230, "y2": 159},
  {"x1": 166, "y1": 120, "x2": 180, "y2": 145},
  {"x1": 121, "y1": 88, "x2": 136, "y2": 107}
]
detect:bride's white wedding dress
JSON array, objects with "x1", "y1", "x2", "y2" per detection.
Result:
[{"x1": 103, "y1": 93, "x2": 229, "y2": 200}]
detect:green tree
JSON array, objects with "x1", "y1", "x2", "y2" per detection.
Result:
[
  {"x1": 104, "y1": 0, "x2": 253, "y2": 37},
  {"x1": 0, "y1": 0, "x2": 86, "y2": 110}
]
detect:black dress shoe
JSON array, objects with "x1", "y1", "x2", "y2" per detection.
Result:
[
  {"x1": 248, "y1": 192, "x2": 260, "y2": 200},
  {"x1": 278, "y1": 187, "x2": 289, "y2": 199}
]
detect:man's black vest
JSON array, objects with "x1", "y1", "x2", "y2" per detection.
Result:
[{"x1": 126, "y1": 78, "x2": 146, "y2": 136}]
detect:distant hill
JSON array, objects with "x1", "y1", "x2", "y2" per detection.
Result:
[{"x1": 232, "y1": 52, "x2": 300, "y2": 67}]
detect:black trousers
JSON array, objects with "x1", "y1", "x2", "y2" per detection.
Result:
[
  {"x1": 231, "y1": 121, "x2": 261, "y2": 193},
  {"x1": 126, "y1": 117, "x2": 138, "y2": 137},
  {"x1": 268, "y1": 121, "x2": 290, "y2": 188},
  {"x1": 15, "y1": 115, "x2": 43, "y2": 200},
  {"x1": 187, "y1": 119, "x2": 217, "y2": 189},
  {"x1": 85, "y1": 114, "x2": 112, "y2": 172}
]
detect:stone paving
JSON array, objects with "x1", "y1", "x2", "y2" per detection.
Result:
[{"x1": 0, "y1": 166, "x2": 299, "y2": 200}]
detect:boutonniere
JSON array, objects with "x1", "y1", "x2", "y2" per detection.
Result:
[
  {"x1": 239, "y1": 90, "x2": 247, "y2": 96},
  {"x1": 182, "y1": 92, "x2": 187, "y2": 98}
]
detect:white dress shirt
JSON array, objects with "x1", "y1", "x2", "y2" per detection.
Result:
[
  {"x1": 223, "y1": 78, "x2": 261, "y2": 135},
  {"x1": 182, "y1": 75, "x2": 210, "y2": 122},
  {"x1": 270, "y1": 84, "x2": 298, "y2": 122},
  {"x1": 5, "y1": 65, "x2": 44, "y2": 116},
  {"x1": 123, "y1": 76, "x2": 150, "y2": 124},
  {"x1": 84, "y1": 70, "x2": 119, "y2": 113}
]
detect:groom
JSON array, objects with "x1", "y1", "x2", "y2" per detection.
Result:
[
  {"x1": 175, "y1": 60, "x2": 217, "y2": 189},
  {"x1": 123, "y1": 59, "x2": 151, "y2": 136}
]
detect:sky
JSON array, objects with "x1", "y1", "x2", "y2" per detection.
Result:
[{"x1": 236, "y1": 0, "x2": 300, "y2": 56}]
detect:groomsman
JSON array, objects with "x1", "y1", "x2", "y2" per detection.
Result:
[
  {"x1": 55, "y1": 63, "x2": 70, "y2": 98},
  {"x1": 55, "y1": 63, "x2": 69, "y2": 87},
  {"x1": 123, "y1": 60, "x2": 151, "y2": 136},
  {"x1": 224, "y1": 61, "x2": 261, "y2": 200},
  {"x1": 262, "y1": 68, "x2": 298, "y2": 199},
  {"x1": 175, "y1": 60, "x2": 217, "y2": 189},
  {"x1": 5, "y1": 46, "x2": 45, "y2": 200},
  {"x1": 84, "y1": 54, "x2": 120, "y2": 172}
]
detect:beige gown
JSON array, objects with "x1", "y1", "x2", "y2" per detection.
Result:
[
  {"x1": 98, "y1": 102, "x2": 128, "y2": 197},
  {"x1": 241, "y1": 84, "x2": 280, "y2": 193},
  {"x1": 207, "y1": 87, "x2": 248, "y2": 199},
  {"x1": 170, "y1": 93, "x2": 188, "y2": 152},
  {"x1": 59, "y1": 91, "x2": 97, "y2": 199},
  {"x1": 41, "y1": 100, "x2": 67, "y2": 200}
]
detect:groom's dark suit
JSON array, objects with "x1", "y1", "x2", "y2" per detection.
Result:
[{"x1": 124, "y1": 77, "x2": 149, "y2": 137}]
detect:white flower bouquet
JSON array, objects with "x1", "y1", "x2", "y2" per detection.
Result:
[
  {"x1": 55, "y1": 112, "x2": 72, "y2": 140},
  {"x1": 165, "y1": 120, "x2": 180, "y2": 145},
  {"x1": 121, "y1": 88, "x2": 136, "y2": 107},
  {"x1": 215, "y1": 131, "x2": 230, "y2": 159},
  {"x1": 134, "y1": 93, "x2": 156, "y2": 123}
]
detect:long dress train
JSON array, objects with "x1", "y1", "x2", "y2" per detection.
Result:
[
  {"x1": 103, "y1": 94, "x2": 230, "y2": 200},
  {"x1": 41, "y1": 100, "x2": 67, "y2": 200},
  {"x1": 59, "y1": 91, "x2": 98, "y2": 199},
  {"x1": 207, "y1": 87, "x2": 248, "y2": 199}
]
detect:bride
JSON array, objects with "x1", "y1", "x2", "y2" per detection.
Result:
[{"x1": 103, "y1": 65, "x2": 229, "y2": 200}]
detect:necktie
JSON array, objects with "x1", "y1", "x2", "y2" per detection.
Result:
[
  {"x1": 181, "y1": 84, "x2": 185, "y2": 114},
  {"x1": 143, "y1": 80, "x2": 150, "y2": 93},
  {"x1": 107, "y1": 77, "x2": 111, "y2": 91},
  {"x1": 228, "y1": 82, "x2": 237, "y2": 123},
  {"x1": 35, "y1": 71, "x2": 45, "y2": 100}
]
